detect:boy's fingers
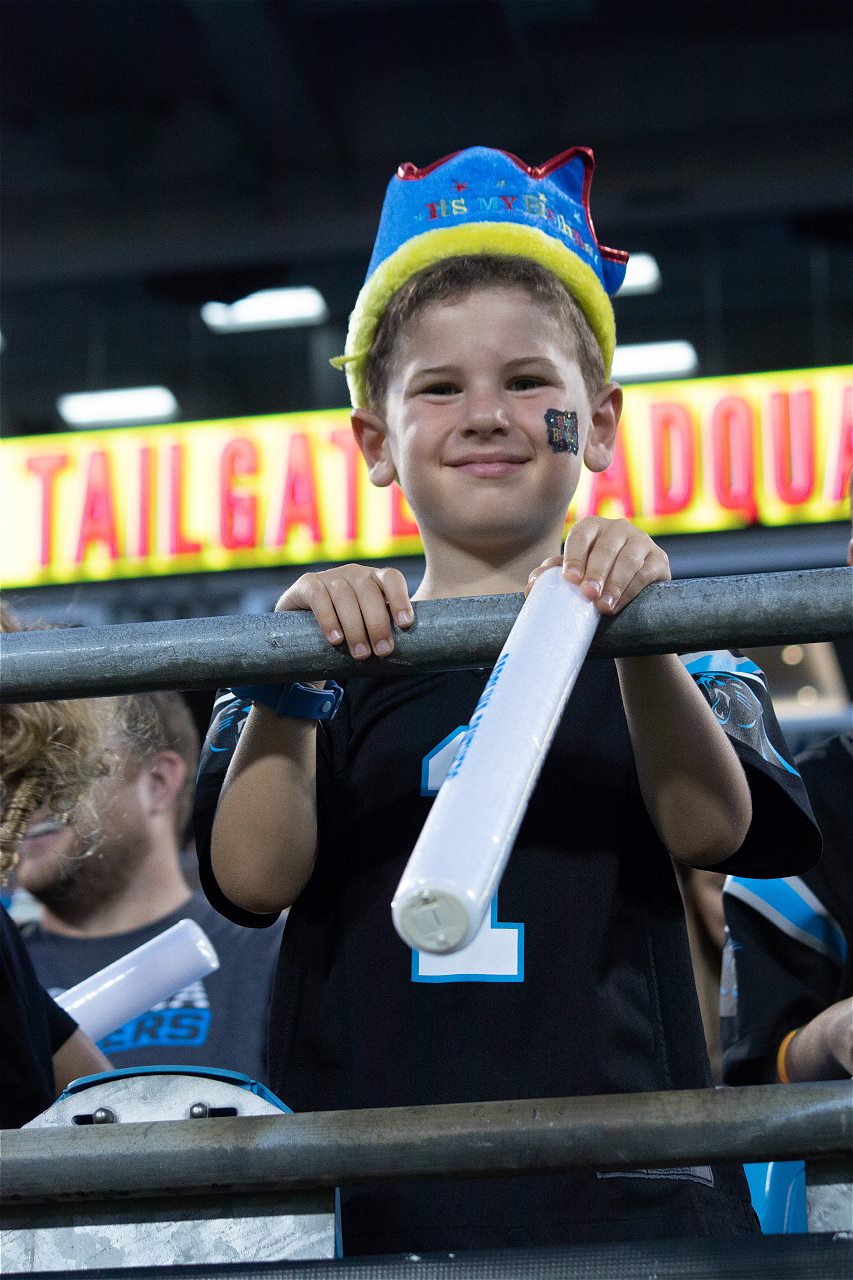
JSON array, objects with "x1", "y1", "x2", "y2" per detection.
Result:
[
  {"x1": 373, "y1": 567, "x2": 414, "y2": 627},
  {"x1": 525, "y1": 556, "x2": 561, "y2": 598},
  {"x1": 274, "y1": 575, "x2": 311, "y2": 614},
  {"x1": 353, "y1": 576, "x2": 400, "y2": 655},
  {"x1": 273, "y1": 564, "x2": 410, "y2": 656},
  {"x1": 595, "y1": 545, "x2": 649, "y2": 610},
  {"x1": 603, "y1": 549, "x2": 671, "y2": 614},
  {"x1": 605, "y1": 559, "x2": 656, "y2": 613},
  {"x1": 528, "y1": 556, "x2": 561, "y2": 582},
  {"x1": 562, "y1": 521, "x2": 601, "y2": 583},
  {"x1": 577, "y1": 525, "x2": 631, "y2": 599},
  {"x1": 295, "y1": 576, "x2": 343, "y2": 643},
  {"x1": 323, "y1": 576, "x2": 375, "y2": 658}
]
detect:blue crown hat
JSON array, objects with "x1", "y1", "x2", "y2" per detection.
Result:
[{"x1": 333, "y1": 146, "x2": 629, "y2": 408}]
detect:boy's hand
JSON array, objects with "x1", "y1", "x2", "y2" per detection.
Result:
[
  {"x1": 525, "y1": 517, "x2": 670, "y2": 614},
  {"x1": 275, "y1": 564, "x2": 414, "y2": 659}
]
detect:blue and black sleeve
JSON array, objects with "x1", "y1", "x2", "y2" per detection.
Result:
[{"x1": 678, "y1": 649, "x2": 821, "y2": 878}]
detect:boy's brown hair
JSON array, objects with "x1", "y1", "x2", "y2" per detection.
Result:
[{"x1": 365, "y1": 254, "x2": 607, "y2": 414}]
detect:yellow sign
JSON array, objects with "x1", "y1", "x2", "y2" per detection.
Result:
[{"x1": 1, "y1": 366, "x2": 850, "y2": 589}]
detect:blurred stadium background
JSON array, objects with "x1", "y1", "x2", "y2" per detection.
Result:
[{"x1": 1, "y1": 0, "x2": 851, "y2": 742}]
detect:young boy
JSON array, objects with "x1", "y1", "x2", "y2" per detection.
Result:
[{"x1": 194, "y1": 147, "x2": 819, "y2": 1254}]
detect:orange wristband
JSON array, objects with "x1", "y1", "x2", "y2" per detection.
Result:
[{"x1": 776, "y1": 1028, "x2": 800, "y2": 1083}]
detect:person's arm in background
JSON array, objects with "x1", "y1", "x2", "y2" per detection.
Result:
[
  {"x1": 779, "y1": 999, "x2": 853, "y2": 1081},
  {"x1": 52, "y1": 1023, "x2": 111, "y2": 1094},
  {"x1": 676, "y1": 864, "x2": 727, "y2": 1081},
  {"x1": 42, "y1": 986, "x2": 111, "y2": 1095},
  {"x1": 778, "y1": 515, "x2": 853, "y2": 1082},
  {"x1": 722, "y1": 868, "x2": 847, "y2": 1084},
  {"x1": 725, "y1": 735, "x2": 852, "y2": 1085}
]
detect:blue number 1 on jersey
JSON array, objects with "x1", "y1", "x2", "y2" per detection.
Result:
[{"x1": 413, "y1": 729, "x2": 524, "y2": 984}]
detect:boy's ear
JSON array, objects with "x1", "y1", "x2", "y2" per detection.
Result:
[
  {"x1": 583, "y1": 382, "x2": 623, "y2": 474},
  {"x1": 351, "y1": 408, "x2": 397, "y2": 487}
]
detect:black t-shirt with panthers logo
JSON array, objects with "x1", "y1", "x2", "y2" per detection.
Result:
[
  {"x1": 195, "y1": 652, "x2": 819, "y2": 1255},
  {"x1": 24, "y1": 893, "x2": 282, "y2": 1084}
]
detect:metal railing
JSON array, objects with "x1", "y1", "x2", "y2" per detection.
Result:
[
  {"x1": 1, "y1": 567, "x2": 851, "y2": 701},
  {"x1": 2, "y1": 1083, "x2": 849, "y2": 1204},
  {"x1": 2, "y1": 569, "x2": 852, "y2": 1274}
]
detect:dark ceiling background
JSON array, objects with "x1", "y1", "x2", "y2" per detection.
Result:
[{"x1": 1, "y1": 0, "x2": 851, "y2": 438}]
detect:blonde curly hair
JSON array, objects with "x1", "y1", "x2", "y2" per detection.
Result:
[{"x1": 0, "y1": 604, "x2": 116, "y2": 883}]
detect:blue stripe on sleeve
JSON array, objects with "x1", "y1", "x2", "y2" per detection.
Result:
[{"x1": 725, "y1": 875, "x2": 847, "y2": 966}]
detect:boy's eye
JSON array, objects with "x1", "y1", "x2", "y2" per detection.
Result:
[
  {"x1": 508, "y1": 376, "x2": 544, "y2": 391},
  {"x1": 421, "y1": 382, "x2": 459, "y2": 396}
]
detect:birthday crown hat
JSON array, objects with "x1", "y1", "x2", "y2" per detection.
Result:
[{"x1": 334, "y1": 146, "x2": 629, "y2": 408}]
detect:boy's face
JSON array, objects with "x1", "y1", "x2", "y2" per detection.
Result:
[{"x1": 366, "y1": 286, "x2": 616, "y2": 555}]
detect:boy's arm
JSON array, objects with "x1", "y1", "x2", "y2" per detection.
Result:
[
  {"x1": 197, "y1": 564, "x2": 414, "y2": 920},
  {"x1": 528, "y1": 517, "x2": 819, "y2": 874},
  {"x1": 615, "y1": 652, "x2": 752, "y2": 866},
  {"x1": 209, "y1": 704, "x2": 320, "y2": 914},
  {"x1": 528, "y1": 518, "x2": 749, "y2": 866}
]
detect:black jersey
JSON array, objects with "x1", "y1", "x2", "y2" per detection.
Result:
[
  {"x1": 195, "y1": 650, "x2": 818, "y2": 1254},
  {"x1": 722, "y1": 733, "x2": 851, "y2": 1085},
  {"x1": 1, "y1": 904, "x2": 77, "y2": 1128}
]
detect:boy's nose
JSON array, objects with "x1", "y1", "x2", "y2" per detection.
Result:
[{"x1": 464, "y1": 392, "x2": 510, "y2": 434}]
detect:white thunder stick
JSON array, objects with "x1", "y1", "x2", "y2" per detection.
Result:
[
  {"x1": 56, "y1": 919, "x2": 219, "y2": 1042},
  {"x1": 392, "y1": 568, "x2": 599, "y2": 954}
]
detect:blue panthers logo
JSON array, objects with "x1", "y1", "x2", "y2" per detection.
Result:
[
  {"x1": 203, "y1": 693, "x2": 249, "y2": 754},
  {"x1": 694, "y1": 673, "x2": 796, "y2": 775}
]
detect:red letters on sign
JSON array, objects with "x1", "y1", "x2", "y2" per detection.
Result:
[
  {"x1": 137, "y1": 446, "x2": 156, "y2": 558},
  {"x1": 711, "y1": 396, "x2": 757, "y2": 523},
  {"x1": 585, "y1": 434, "x2": 636, "y2": 518},
  {"x1": 391, "y1": 483, "x2": 419, "y2": 538},
  {"x1": 168, "y1": 444, "x2": 203, "y2": 556},
  {"x1": 25, "y1": 452, "x2": 70, "y2": 567},
  {"x1": 650, "y1": 402, "x2": 695, "y2": 516},
  {"x1": 770, "y1": 391, "x2": 815, "y2": 506},
  {"x1": 827, "y1": 383, "x2": 852, "y2": 502},
  {"x1": 75, "y1": 450, "x2": 120, "y2": 563},
  {"x1": 330, "y1": 430, "x2": 361, "y2": 541},
  {"x1": 274, "y1": 432, "x2": 322, "y2": 546},
  {"x1": 219, "y1": 437, "x2": 259, "y2": 550}
]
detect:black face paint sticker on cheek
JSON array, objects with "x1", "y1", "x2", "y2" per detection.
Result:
[{"x1": 544, "y1": 409, "x2": 579, "y2": 455}]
